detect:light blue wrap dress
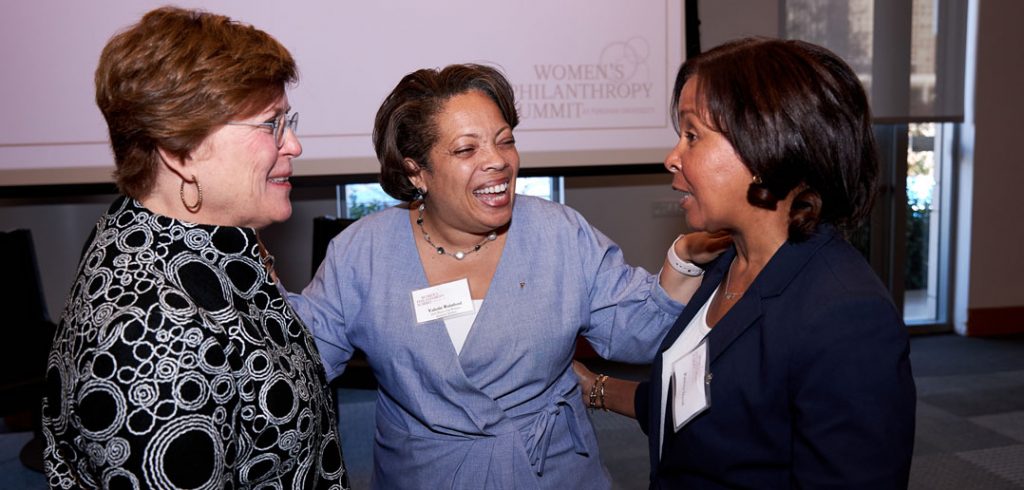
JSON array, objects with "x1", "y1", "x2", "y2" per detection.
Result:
[{"x1": 287, "y1": 196, "x2": 683, "y2": 489}]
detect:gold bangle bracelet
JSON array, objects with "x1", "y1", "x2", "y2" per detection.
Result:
[{"x1": 590, "y1": 374, "x2": 608, "y2": 412}]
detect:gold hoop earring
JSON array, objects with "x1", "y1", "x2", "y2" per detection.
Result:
[{"x1": 180, "y1": 177, "x2": 202, "y2": 213}]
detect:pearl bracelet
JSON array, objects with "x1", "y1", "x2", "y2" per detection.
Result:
[{"x1": 666, "y1": 234, "x2": 705, "y2": 277}]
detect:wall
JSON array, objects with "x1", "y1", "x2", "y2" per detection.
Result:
[
  {"x1": 698, "y1": 0, "x2": 781, "y2": 49},
  {"x1": 263, "y1": 174, "x2": 695, "y2": 291},
  {"x1": 698, "y1": 0, "x2": 1024, "y2": 335},
  {"x1": 962, "y1": 0, "x2": 1024, "y2": 334},
  {"x1": 6, "y1": 0, "x2": 1020, "y2": 336},
  {"x1": 1, "y1": 175, "x2": 687, "y2": 321},
  {"x1": 0, "y1": 0, "x2": 785, "y2": 321},
  {"x1": 0, "y1": 196, "x2": 112, "y2": 321},
  {"x1": 564, "y1": 174, "x2": 688, "y2": 272}
]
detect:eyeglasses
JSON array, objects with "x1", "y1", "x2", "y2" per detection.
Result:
[{"x1": 226, "y1": 112, "x2": 299, "y2": 148}]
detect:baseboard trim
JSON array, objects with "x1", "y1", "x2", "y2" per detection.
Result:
[{"x1": 967, "y1": 305, "x2": 1024, "y2": 336}]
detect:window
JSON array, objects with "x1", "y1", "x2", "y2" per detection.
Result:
[
  {"x1": 904, "y1": 123, "x2": 952, "y2": 324},
  {"x1": 784, "y1": 0, "x2": 967, "y2": 330},
  {"x1": 343, "y1": 177, "x2": 563, "y2": 219}
]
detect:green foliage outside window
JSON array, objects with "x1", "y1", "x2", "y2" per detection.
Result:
[
  {"x1": 347, "y1": 197, "x2": 393, "y2": 220},
  {"x1": 905, "y1": 199, "x2": 930, "y2": 290}
]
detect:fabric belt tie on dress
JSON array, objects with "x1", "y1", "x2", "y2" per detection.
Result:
[{"x1": 523, "y1": 395, "x2": 588, "y2": 476}]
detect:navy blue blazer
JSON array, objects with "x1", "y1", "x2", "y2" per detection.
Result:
[{"x1": 635, "y1": 225, "x2": 916, "y2": 489}]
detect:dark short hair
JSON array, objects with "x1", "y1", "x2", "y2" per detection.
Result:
[
  {"x1": 373, "y1": 64, "x2": 519, "y2": 202},
  {"x1": 673, "y1": 38, "x2": 878, "y2": 240},
  {"x1": 95, "y1": 6, "x2": 297, "y2": 198}
]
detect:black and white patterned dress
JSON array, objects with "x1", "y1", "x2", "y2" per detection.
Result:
[{"x1": 42, "y1": 196, "x2": 348, "y2": 489}]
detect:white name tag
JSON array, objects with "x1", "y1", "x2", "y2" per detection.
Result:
[
  {"x1": 411, "y1": 278, "x2": 475, "y2": 324},
  {"x1": 671, "y1": 338, "x2": 711, "y2": 431}
]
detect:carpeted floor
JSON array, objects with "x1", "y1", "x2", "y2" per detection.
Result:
[
  {"x1": 3, "y1": 333, "x2": 1023, "y2": 489},
  {"x1": 907, "y1": 334, "x2": 1024, "y2": 489}
]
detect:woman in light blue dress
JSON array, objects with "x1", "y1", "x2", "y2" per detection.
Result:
[{"x1": 287, "y1": 63, "x2": 722, "y2": 489}]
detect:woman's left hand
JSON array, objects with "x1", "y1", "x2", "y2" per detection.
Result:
[
  {"x1": 572, "y1": 360, "x2": 639, "y2": 418},
  {"x1": 675, "y1": 231, "x2": 732, "y2": 265},
  {"x1": 572, "y1": 360, "x2": 595, "y2": 405},
  {"x1": 661, "y1": 231, "x2": 730, "y2": 303}
]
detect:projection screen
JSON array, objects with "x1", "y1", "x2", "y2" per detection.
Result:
[{"x1": 1, "y1": 1, "x2": 685, "y2": 187}]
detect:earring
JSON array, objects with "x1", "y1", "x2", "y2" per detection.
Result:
[
  {"x1": 180, "y1": 177, "x2": 202, "y2": 213},
  {"x1": 417, "y1": 187, "x2": 428, "y2": 197},
  {"x1": 752, "y1": 175, "x2": 763, "y2": 185}
]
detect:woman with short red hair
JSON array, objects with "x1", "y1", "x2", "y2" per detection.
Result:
[{"x1": 42, "y1": 7, "x2": 348, "y2": 488}]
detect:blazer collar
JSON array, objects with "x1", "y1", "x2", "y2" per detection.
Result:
[
  {"x1": 649, "y1": 226, "x2": 840, "y2": 474},
  {"x1": 659, "y1": 225, "x2": 839, "y2": 363}
]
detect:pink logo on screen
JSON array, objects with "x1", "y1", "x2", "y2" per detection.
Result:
[
  {"x1": 599, "y1": 37, "x2": 651, "y2": 84},
  {"x1": 514, "y1": 37, "x2": 657, "y2": 127}
]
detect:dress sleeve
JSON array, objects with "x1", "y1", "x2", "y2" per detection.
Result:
[
  {"x1": 789, "y1": 295, "x2": 916, "y2": 488},
  {"x1": 284, "y1": 237, "x2": 355, "y2": 382},
  {"x1": 573, "y1": 213, "x2": 684, "y2": 364}
]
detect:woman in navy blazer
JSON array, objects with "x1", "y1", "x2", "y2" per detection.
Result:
[{"x1": 575, "y1": 38, "x2": 916, "y2": 488}]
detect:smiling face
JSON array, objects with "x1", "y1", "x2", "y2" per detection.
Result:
[
  {"x1": 664, "y1": 78, "x2": 755, "y2": 232},
  {"x1": 187, "y1": 95, "x2": 300, "y2": 229},
  {"x1": 409, "y1": 90, "x2": 519, "y2": 238}
]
